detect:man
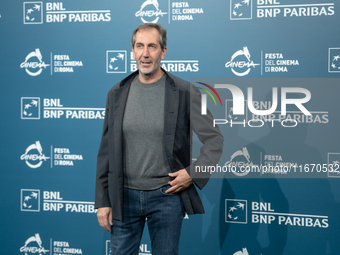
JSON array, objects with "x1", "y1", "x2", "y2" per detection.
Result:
[{"x1": 95, "y1": 23, "x2": 223, "y2": 255}]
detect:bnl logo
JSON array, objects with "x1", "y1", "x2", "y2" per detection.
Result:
[
  {"x1": 106, "y1": 50, "x2": 127, "y2": 73},
  {"x1": 226, "y1": 199, "x2": 247, "y2": 224},
  {"x1": 21, "y1": 189, "x2": 40, "y2": 212},
  {"x1": 329, "y1": 48, "x2": 340, "y2": 73},
  {"x1": 21, "y1": 97, "x2": 40, "y2": 119},
  {"x1": 24, "y1": 2, "x2": 43, "y2": 24},
  {"x1": 230, "y1": 0, "x2": 252, "y2": 20},
  {"x1": 198, "y1": 83, "x2": 312, "y2": 127}
]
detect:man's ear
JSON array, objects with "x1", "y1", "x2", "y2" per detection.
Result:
[
  {"x1": 132, "y1": 48, "x2": 135, "y2": 59},
  {"x1": 161, "y1": 47, "x2": 167, "y2": 60}
]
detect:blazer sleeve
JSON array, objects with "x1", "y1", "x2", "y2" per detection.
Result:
[
  {"x1": 95, "y1": 92, "x2": 111, "y2": 208},
  {"x1": 186, "y1": 83, "x2": 224, "y2": 190}
]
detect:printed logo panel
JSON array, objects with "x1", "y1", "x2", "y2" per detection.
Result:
[
  {"x1": 23, "y1": 2, "x2": 43, "y2": 24},
  {"x1": 225, "y1": 199, "x2": 247, "y2": 224},
  {"x1": 21, "y1": 189, "x2": 40, "y2": 212},
  {"x1": 230, "y1": 0, "x2": 252, "y2": 20},
  {"x1": 106, "y1": 51, "x2": 127, "y2": 73},
  {"x1": 21, "y1": 97, "x2": 40, "y2": 119},
  {"x1": 329, "y1": 48, "x2": 340, "y2": 73}
]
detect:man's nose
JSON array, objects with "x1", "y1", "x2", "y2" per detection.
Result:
[{"x1": 142, "y1": 47, "x2": 150, "y2": 57}]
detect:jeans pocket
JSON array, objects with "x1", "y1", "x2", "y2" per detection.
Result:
[{"x1": 159, "y1": 185, "x2": 178, "y2": 196}]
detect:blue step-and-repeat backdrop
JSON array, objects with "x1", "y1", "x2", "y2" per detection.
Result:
[{"x1": 1, "y1": 0, "x2": 340, "y2": 254}]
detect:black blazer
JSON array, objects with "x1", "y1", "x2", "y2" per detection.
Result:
[{"x1": 95, "y1": 70, "x2": 224, "y2": 221}]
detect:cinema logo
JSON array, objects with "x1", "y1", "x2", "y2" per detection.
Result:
[
  {"x1": 201, "y1": 84, "x2": 313, "y2": 128},
  {"x1": 20, "y1": 49, "x2": 83, "y2": 76},
  {"x1": 233, "y1": 247, "x2": 249, "y2": 255},
  {"x1": 135, "y1": 0, "x2": 167, "y2": 23},
  {"x1": 20, "y1": 49, "x2": 50, "y2": 76},
  {"x1": 225, "y1": 47, "x2": 260, "y2": 76},
  {"x1": 20, "y1": 233, "x2": 83, "y2": 255},
  {"x1": 20, "y1": 141, "x2": 83, "y2": 168},
  {"x1": 20, "y1": 141, "x2": 50, "y2": 169},
  {"x1": 225, "y1": 147, "x2": 258, "y2": 177},
  {"x1": 20, "y1": 233, "x2": 49, "y2": 255},
  {"x1": 226, "y1": 49, "x2": 300, "y2": 76},
  {"x1": 134, "y1": 0, "x2": 205, "y2": 23},
  {"x1": 226, "y1": 199, "x2": 329, "y2": 228}
]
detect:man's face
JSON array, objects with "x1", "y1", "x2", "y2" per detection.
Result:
[{"x1": 132, "y1": 28, "x2": 167, "y2": 77}]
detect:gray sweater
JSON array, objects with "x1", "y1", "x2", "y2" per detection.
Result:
[{"x1": 122, "y1": 75, "x2": 172, "y2": 190}]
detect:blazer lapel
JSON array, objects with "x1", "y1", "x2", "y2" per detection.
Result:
[
  {"x1": 164, "y1": 76, "x2": 179, "y2": 171},
  {"x1": 112, "y1": 84, "x2": 130, "y2": 174}
]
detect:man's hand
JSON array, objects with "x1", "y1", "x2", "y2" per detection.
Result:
[
  {"x1": 97, "y1": 207, "x2": 113, "y2": 232},
  {"x1": 166, "y1": 169, "x2": 193, "y2": 194}
]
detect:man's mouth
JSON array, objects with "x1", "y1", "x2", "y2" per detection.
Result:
[{"x1": 141, "y1": 60, "x2": 152, "y2": 66}]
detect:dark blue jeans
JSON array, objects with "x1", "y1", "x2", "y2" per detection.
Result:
[{"x1": 110, "y1": 185, "x2": 185, "y2": 255}]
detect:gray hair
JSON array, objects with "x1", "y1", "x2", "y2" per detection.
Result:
[{"x1": 131, "y1": 23, "x2": 167, "y2": 50}]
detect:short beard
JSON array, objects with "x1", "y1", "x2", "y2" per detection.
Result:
[
  {"x1": 139, "y1": 62, "x2": 160, "y2": 77},
  {"x1": 139, "y1": 53, "x2": 162, "y2": 79}
]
